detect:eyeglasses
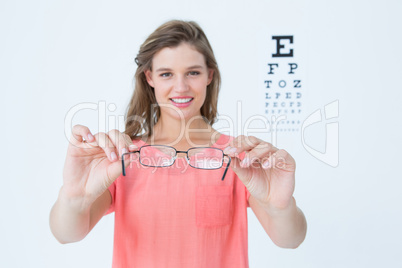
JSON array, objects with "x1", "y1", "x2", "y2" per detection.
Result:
[{"x1": 121, "y1": 145, "x2": 231, "y2": 181}]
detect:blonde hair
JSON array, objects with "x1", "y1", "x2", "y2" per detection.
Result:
[{"x1": 124, "y1": 20, "x2": 221, "y2": 139}]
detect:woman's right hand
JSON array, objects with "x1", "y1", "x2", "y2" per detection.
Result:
[{"x1": 62, "y1": 124, "x2": 136, "y2": 209}]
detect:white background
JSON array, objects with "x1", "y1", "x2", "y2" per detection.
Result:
[{"x1": 1, "y1": 0, "x2": 402, "y2": 267}]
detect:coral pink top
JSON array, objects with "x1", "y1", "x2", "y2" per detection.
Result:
[{"x1": 106, "y1": 134, "x2": 251, "y2": 267}]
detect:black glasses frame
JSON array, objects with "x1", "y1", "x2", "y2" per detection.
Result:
[{"x1": 121, "y1": 145, "x2": 231, "y2": 181}]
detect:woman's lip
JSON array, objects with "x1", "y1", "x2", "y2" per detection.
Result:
[
  {"x1": 170, "y1": 96, "x2": 193, "y2": 99},
  {"x1": 169, "y1": 98, "x2": 193, "y2": 108}
]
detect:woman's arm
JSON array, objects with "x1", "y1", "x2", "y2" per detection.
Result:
[
  {"x1": 49, "y1": 187, "x2": 112, "y2": 244},
  {"x1": 249, "y1": 196, "x2": 306, "y2": 248}
]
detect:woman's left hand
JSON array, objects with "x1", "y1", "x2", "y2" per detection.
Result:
[{"x1": 224, "y1": 135, "x2": 296, "y2": 210}]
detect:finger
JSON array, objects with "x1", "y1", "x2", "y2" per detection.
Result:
[
  {"x1": 108, "y1": 131, "x2": 138, "y2": 175},
  {"x1": 106, "y1": 151, "x2": 138, "y2": 180},
  {"x1": 264, "y1": 149, "x2": 296, "y2": 172},
  {"x1": 123, "y1": 134, "x2": 139, "y2": 163},
  {"x1": 70, "y1": 124, "x2": 95, "y2": 146},
  {"x1": 228, "y1": 156, "x2": 250, "y2": 182},
  {"x1": 123, "y1": 133, "x2": 138, "y2": 152},
  {"x1": 224, "y1": 135, "x2": 260, "y2": 155},
  {"x1": 107, "y1": 129, "x2": 128, "y2": 158},
  {"x1": 224, "y1": 135, "x2": 276, "y2": 158},
  {"x1": 101, "y1": 150, "x2": 146, "y2": 189},
  {"x1": 91, "y1": 132, "x2": 119, "y2": 162},
  {"x1": 241, "y1": 143, "x2": 279, "y2": 168}
]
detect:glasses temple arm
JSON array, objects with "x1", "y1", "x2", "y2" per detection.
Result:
[
  {"x1": 122, "y1": 151, "x2": 139, "y2": 176},
  {"x1": 221, "y1": 155, "x2": 231, "y2": 181}
]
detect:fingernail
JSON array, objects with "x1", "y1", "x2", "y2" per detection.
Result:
[
  {"x1": 111, "y1": 152, "x2": 117, "y2": 161},
  {"x1": 87, "y1": 133, "x2": 94, "y2": 141},
  {"x1": 262, "y1": 160, "x2": 270, "y2": 169},
  {"x1": 241, "y1": 157, "x2": 249, "y2": 167},
  {"x1": 129, "y1": 145, "x2": 137, "y2": 151},
  {"x1": 224, "y1": 146, "x2": 237, "y2": 154},
  {"x1": 122, "y1": 148, "x2": 128, "y2": 155}
]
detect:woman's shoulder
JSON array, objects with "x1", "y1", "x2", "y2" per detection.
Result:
[
  {"x1": 212, "y1": 132, "x2": 233, "y2": 149},
  {"x1": 132, "y1": 137, "x2": 147, "y2": 146}
]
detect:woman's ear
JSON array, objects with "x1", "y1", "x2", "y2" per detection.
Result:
[
  {"x1": 144, "y1": 70, "x2": 155, "y2": 87},
  {"x1": 207, "y1": 69, "x2": 214, "y2": 85}
]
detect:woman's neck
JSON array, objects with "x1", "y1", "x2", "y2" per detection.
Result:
[{"x1": 145, "y1": 115, "x2": 220, "y2": 149}]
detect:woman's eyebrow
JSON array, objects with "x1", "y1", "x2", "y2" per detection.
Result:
[
  {"x1": 186, "y1": 65, "x2": 203, "y2": 70},
  {"x1": 155, "y1": 65, "x2": 204, "y2": 73},
  {"x1": 155, "y1": 67, "x2": 172, "y2": 73}
]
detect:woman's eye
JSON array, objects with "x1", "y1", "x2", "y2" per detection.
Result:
[
  {"x1": 160, "y1": 73, "x2": 171, "y2": 78},
  {"x1": 188, "y1": 71, "x2": 200, "y2": 76}
]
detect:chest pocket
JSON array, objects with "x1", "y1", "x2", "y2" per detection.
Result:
[{"x1": 196, "y1": 185, "x2": 233, "y2": 228}]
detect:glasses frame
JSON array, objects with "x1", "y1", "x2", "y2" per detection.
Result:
[{"x1": 121, "y1": 145, "x2": 231, "y2": 181}]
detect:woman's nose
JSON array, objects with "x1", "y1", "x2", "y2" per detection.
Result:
[{"x1": 173, "y1": 76, "x2": 189, "y2": 92}]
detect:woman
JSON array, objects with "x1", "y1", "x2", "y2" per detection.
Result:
[{"x1": 50, "y1": 20, "x2": 307, "y2": 267}]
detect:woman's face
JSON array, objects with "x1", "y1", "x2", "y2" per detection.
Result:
[{"x1": 145, "y1": 42, "x2": 213, "y2": 122}]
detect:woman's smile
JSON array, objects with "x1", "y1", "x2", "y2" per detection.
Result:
[{"x1": 170, "y1": 96, "x2": 194, "y2": 107}]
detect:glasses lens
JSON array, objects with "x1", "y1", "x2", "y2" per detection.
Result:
[
  {"x1": 139, "y1": 146, "x2": 176, "y2": 167},
  {"x1": 188, "y1": 148, "x2": 223, "y2": 169}
]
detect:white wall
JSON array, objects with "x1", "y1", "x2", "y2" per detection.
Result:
[{"x1": 1, "y1": 0, "x2": 402, "y2": 267}]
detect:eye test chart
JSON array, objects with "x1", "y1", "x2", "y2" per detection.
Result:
[{"x1": 258, "y1": 31, "x2": 307, "y2": 133}]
